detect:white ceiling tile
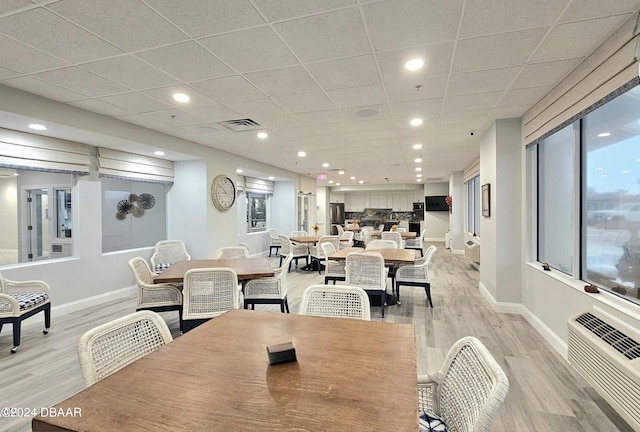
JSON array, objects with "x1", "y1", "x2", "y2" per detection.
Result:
[
  {"x1": 385, "y1": 75, "x2": 448, "y2": 102},
  {"x1": 252, "y1": 0, "x2": 355, "y2": 21},
  {"x1": 341, "y1": 104, "x2": 391, "y2": 121},
  {"x1": 511, "y1": 58, "x2": 582, "y2": 89},
  {"x1": 145, "y1": 109, "x2": 205, "y2": 126},
  {"x1": 389, "y1": 99, "x2": 443, "y2": 119},
  {"x1": 497, "y1": 86, "x2": 553, "y2": 107},
  {"x1": 311, "y1": 122, "x2": 354, "y2": 135},
  {"x1": 144, "y1": 0, "x2": 265, "y2": 38},
  {"x1": 442, "y1": 92, "x2": 503, "y2": 112},
  {"x1": 181, "y1": 104, "x2": 243, "y2": 123},
  {"x1": 448, "y1": 67, "x2": 521, "y2": 96},
  {"x1": 530, "y1": 15, "x2": 629, "y2": 63},
  {"x1": 244, "y1": 66, "x2": 319, "y2": 96},
  {"x1": 190, "y1": 75, "x2": 266, "y2": 103},
  {"x1": 326, "y1": 84, "x2": 387, "y2": 108},
  {"x1": 141, "y1": 85, "x2": 217, "y2": 108},
  {"x1": 136, "y1": 42, "x2": 234, "y2": 82},
  {"x1": 323, "y1": 132, "x2": 360, "y2": 142},
  {"x1": 0, "y1": 34, "x2": 67, "y2": 73},
  {"x1": 32, "y1": 67, "x2": 129, "y2": 97},
  {"x1": 0, "y1": 1, "x2": 32, "y2": 15},
  {"x1": 440, "y1": 109, "x2": 492, "y2": 126},
  {"x1": 274, "y1": 8, "x2": 370, "y2": 63},
  {"x1": 47, "y1": 0, "x2": 188, "y2": 51},
  {"x1": 0, "y1": 66, "x2": 21, "y2": 80},
  {"x1": 226, "y1": 98, "x2": 289, "y2": 117},
  {"x1": 273, "y1": 92, "x2": 335, "y2": 113},
  {"x1": 461, "y1": 0, "x2": 568, "y2": 38},
  {"x1": 0, "y1": 8, "x2": 123, "y2": 62},
  {"x1": 362, "y1": 0, "x2": 462, "y2": 50},
  {"x1": 453, "y1": 28, "x2": 548, "y2": 72},
  {"x1": 491, "y1": 105, "x2": 533, "y2": 119},
  {"x1": 306, "y1": 55, "x2": 379, "y2": 90},
  {"x1": 98, "y1": 92, "x2": 172, "y2": 112},
  {"x1": 276, "y1": 126, "x2": 319, "y2": 138},
  {"x1": 350, "y1": 118, "x2": 395, "y2": 133},
  {"x1": 559, "y1": 0, "x2": 639, "y2": 23},
  {"x1": 376, "y1": 42, "x2": 454, "y2": 83},
  {"x1": 296, "y1": 110, "x2": 347, "y2": 126},
  {"x1": 81, "y1": 56, "x2": 179, "y2": 90},
  {"x1": 251, "y1": 114, "x2": 305, "y2": 130},
  {"x1": 67, "y1": 98, "x2": 133, "y2": 116},
  {"x1": 198, "y1": 27, "x2": 298, "y2": 73},
  {"x1": 3, "y1": 76, "x2": 86, "y2": 102}
]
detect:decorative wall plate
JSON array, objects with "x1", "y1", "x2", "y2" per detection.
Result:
[
  {"x1": 117, "y1": 199, "x2": 134, "y2": 214},
  {"x1": 116, "y1": 212, "x2": 126, "y2": 220},
  {"x1": 137, "y1": 193, "x2": 156, "y2": 210},
  {"x1": 211, "y1": 175, "x2": 236, "y2": 211},
  {"x1": 132, "y1": 206, "x2": 145, "y2": 217}
]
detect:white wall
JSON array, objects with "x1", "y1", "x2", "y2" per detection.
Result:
[
  {"x1": 272, "y1": 181, "x2": 295, "y2": 236},
  {"x1": 480, "y1": 123, "x2": 498, "y2": 299},
  {"x1": 424, "y1": 182, "x2": 449, "y2": 241},
  {"x1": 447, "y1": 174, "x2": 464, "y2": 252},
  {"x1": 0, "y1": 178, "x2": 18, "y2": 249},
  {"x1": 316, "y1": 186, "x2": 329, "y2": 236}
]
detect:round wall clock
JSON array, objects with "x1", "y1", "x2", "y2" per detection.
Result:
[{"x1": 211, "y1": 175, "x2": 236, "y2": 212}]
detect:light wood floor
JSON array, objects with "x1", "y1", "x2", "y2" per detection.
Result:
[{"x1": 0, "y1": 243, "x2": 632, "y2": 431}]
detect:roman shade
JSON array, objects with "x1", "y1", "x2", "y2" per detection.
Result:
[
  {"x1": 98, "y1": 148, "x2": 173, "y2": 184},
  {"x1": 237, "y1": 176, "x2": 273, "y2": 194},
  {"x1": 0, "y1": 128, "x2": 90, "y2": 174},
  {"x1": 463, "y1": 158, "x2": 480, "y2": 183},
  {"x1": 524, "y1": 12, "x2": 640, "y2": 146}
]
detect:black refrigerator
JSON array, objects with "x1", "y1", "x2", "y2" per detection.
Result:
[{"x1": 329, "y1": 203, "x2": 345, "y2": 235}]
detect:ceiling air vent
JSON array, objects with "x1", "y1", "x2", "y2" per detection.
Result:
[{"x1": 217, "y1": 118, "x2": 262, "y2": 132}]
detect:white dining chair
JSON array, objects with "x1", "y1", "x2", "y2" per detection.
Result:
[
  {"x1": 150, "y1": 240, "x2": 191, "y2": 273},
  {"x1": 345, "y1": 252, "x2": 387, "y2": 317},
  {"x1": 244, "y1": 253, "x2": 293, "y2": 313},
  {"x1": 309, "y1": 235, "x2": 340, "y2": 274},
  {"x1": 278, "y1": 235, "x2": 309, "y2": 271},
  {"x1": 320, "y1": 242, "x2": 346, "y2": 284},
  {"x1": 395, "y1": 245, "x2": 437, "y2": 306},
  {"x1": 128, "y1": 257, "x2": 182, "y2": 321},
  {"x1": 268, "y1": 229, "x2": 281, "y2": 257},
  {"x1": 299, "y1": 284, "x2": 371, "y2": 320},
  {"x1": 182, "y1": 268, "x2": 240, "y2": 332},
  {"x1": 214, "y1": 246, "x2": 250, "y2": 259},
  {"x1": 405, "y1": 229, "x2": 426, "y2": 256}
]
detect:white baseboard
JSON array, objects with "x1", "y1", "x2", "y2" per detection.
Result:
[
  {"x1": 425, "y1": 238, "x2": 445, "y2": 242},
  {"x1": 20, "y1": 285, "x2": 137, "y2": 327},
  {"x1": 478, "y1": 281, "x2": 568, "y2": 359},
  {"x1": 451, "y1": 249, "x2": 464, "y2": 255}
]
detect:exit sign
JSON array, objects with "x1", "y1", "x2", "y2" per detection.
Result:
[{"x1": 317, "y1": 173, "x2": 326, "y2": 180}]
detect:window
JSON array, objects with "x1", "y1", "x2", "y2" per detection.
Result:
[
  {"x1": 0, "y1": 169, "x2": 74, "y2": 266},
  {"x1": 534, "y1": 85, "x2": 640, "y2": 305},
  {"x1": 464, "y1": 176, "x2": 481, "y2": 236},
  {"x1": 246, "y1": 192, "x2": 267, "y2": 233},
  {"x1": 537, "y1": 124, "x2": 574, "y2": 273},
  {"x1": 101, "y1": 178, "x2": 167, "y2": 253}
]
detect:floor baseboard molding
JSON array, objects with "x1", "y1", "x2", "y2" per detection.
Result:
[
  {"x1": 425, "y1": 238, "x2": 445, "y2": 242},
  {"x1": 21, "y1": 285, "x2": 137, "y2": 327},
  {"x1": 478, "y1": 281, "x2": 568, "y2": 359},
  {"x1": 451, "y1": 249, "x2": 465, "y2": 255}
]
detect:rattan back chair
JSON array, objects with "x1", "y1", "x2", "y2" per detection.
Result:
[
  {"x1": 395, "y1": 245, "x2": 437, "y2": 306},
  {"x1": 291, "y1": 230, "x2": 308, "y2": 237},
  {"x1": 214, "y1": 246, "x2": 250, "y2": 259},
  {"x1": 366, "y1": 239, "x2": 398, "y2": 250},
  {"x1": 309, "y1": 235, "x2": 340, "y2": 274},
  {"x1": 128, "y1": 257, "x2": 182, "y2": 321},
  {"x1": 150, "y1": 240, "x2": 191, "y2": 272},
  {"x1": 418, "y1": 336, "x2": 509, "y2": 432},
  {"x1": 299, "y1": 285, "x2": 370, "y2": 320},
  {"x1": 405, "y1": 229, "x2": 427, "y2": 256},
  {"x1": 278, "y1": 235, "x2": 309, "y2": 271},
  {"x1": 244, "y1": 253, "x2": 293, "y2": 312},
  {"x1": 339, "y1": 231, "x2": 354, "y2": 249},
  {"x1": 320, "y1": 242, "x2": 346, "y2": 284},
  {"x1": 182, "y1": 268, "x2": 240, "y2": 332},
  {"x1": 269, "y1": 229, "x2": 281, "y2": 257},
  {"x1": 381, "y1": 231, "x2": 403, "y2": 248},
  {"x1": 345, "y1": 252, "x2": 388, "y2": 317},
  {"x1": 78, "y1": 310, "x2": 173, "y2": 387}
]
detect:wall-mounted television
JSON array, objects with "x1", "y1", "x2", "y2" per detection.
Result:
[{"x1": 425, "y1": 195, "x2": 448, "y2": 212}]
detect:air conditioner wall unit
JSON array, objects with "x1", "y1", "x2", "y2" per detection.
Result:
[
  {"x1": 568, "y1": 311, "x2": 640, "y2": 431},
  {"x1": 464, "y1": 240, "x2": 479, "y2": 263}
]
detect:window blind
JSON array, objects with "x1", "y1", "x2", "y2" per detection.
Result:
[
  {"x1": 98, "y1": 147, "x2": 173, "y2": 184},
  {"x1": 0, "y1": 127, "x2": 90, "y2": 174},
  {"x1": 463, "y1": 158, "x2": 480, "y2": 183},
  {"x1": 523, "y1": 12, "x2": 640, "y2": 146},
  {"x1": 237, "y1": 176, "x2": 273, "y2": 194}
]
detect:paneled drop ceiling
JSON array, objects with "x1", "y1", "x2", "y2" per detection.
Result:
[{"x1": 0, "y1": 0, "x2": 639, "y2": 185}]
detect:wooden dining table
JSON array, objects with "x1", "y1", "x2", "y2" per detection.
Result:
[
  {"x1": 153, "y1": 258, "x2": 274, "y2": 283},
  {"x1": 32, "y1": 310, "x2": 418, "y2": 432},
  {"x1": 328, "y1": 246, "x2": 417, "y2": 264},
  {"x1": 370, "y1": 230, "x2": 417, "y2": 239},
  {"x1": 289, "y1": 235, "x2": 319, "y2": 244}
]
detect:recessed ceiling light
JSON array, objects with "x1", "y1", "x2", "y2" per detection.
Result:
[
  {"x1": 622, "y1": 170, "x2": 630, "y2": 174},
  {"x1": 268, "y1": 176, "x2": 275, "y2": 180},
  {"x1": 416, "y1": 173, "x2": 422, "y2": 177},
  {"x1": 13, "y1": 172, "x2": 19, "y2": 176},
  {"x1": 298, "y1": 151, "x2": 306, "y2": 157},
  {"x1": 338, "y1": 170, "x2": 345, "y2": 175},
  {"x1": 350, "y1": 176, "x2": 356, "y2": 180},
  {"x1": 322, "y1": 162, "x2": 330, "y2": 168},
  {"x1": 28, "y1": 123, "x2": 47, "y2": 130},
  {"x1": 405, "y1": 58, "x2": 424, "y2": 71},
  {"x1": 236, "y1": 168, "x2": 243, "y2": 173},
  {"x1": 358, "y1": 180, "x2": 364, "y2": 184},
  {"x1": 173, "y1": 93, "x2": 190, "y2": 103},
  {"x1": 595, "y1": 167, "x2": 603, "y2": 171},
  {"x1": 415, "y1": 167, "x2": 422, "y2": 172},
  {"x1": 414, "y1": 158, "x2": 422, "y2": 163},
  {"x1": 410, "y1": 118, "x2": 423, "y2": 127},
  {"x1": 412, "y1": 143, "x2": 422, "y2": 150},
  {"x1": 597, "y1": 132, "x2": 611, "y2": 137},
  {"x1": 336, "y1": 182, "x2": 341, "y2": 186},
  {"x1": 257, "y1": 132, "x2": 268, "y2": 139},
  {"x1": 329, "y1": 180, "x2": 334, "y2": 184},
  {"x1": 416, "y1": 178, "x2": 423, "y2": 182},
  {"x1": 154, "y1": 150, "x2": 165, "y2": 156}
]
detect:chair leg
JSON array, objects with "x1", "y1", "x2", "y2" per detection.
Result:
[
  {"x1": 11, "y1": 320, "x2": 21, "y2": 353},
  {"x1": 425, "y1": 283, "x2": 433, "y2": 307},
  {"x1": 44, "y1": 303, "x2": 51, "y2": 333},
  {"x1": 381, "y1": 291, "x2": 385, "y2": 318},
  {"x1": 317, "y1": 258, "x2": 322, "y2": 274},
  {"x1": 279, "y1": 256, "x2": 283, "y2": 267},
  {"x1": 280, "y1": 302, "x2": 285, "y2": 313},
  {"x1": 284, "y1": 298, "x2": 290, "y2": 313},
  {"x1": 0, "y1": 323, "x2": 3, "y2": 335},
  {"x1": 396, "y1": 281, "x2": 401, "y2": 305}
]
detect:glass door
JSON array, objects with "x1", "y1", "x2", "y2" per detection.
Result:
[
  {"x1": 26, "y1": 188, "x2": 50, "y2": 261},
  {"x1": 297, "y1": 194, "x2": 309, "y2": 233}
]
